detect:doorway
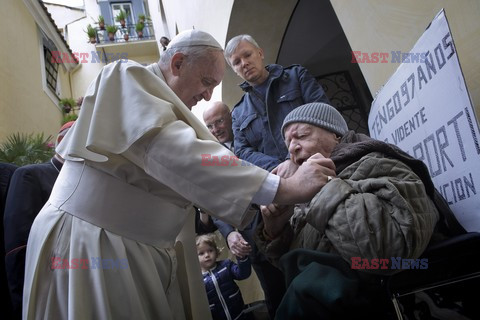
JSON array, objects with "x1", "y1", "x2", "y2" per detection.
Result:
[{"x1": 277, "y1": 0, "x2": 372, "y2": 135}]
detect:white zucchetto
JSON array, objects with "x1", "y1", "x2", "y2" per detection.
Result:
[{"x1": 166, "y1": 29, "x2": 222, "y2": 50}]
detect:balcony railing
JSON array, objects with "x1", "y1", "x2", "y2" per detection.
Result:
[{"x1": 95, "y1": 22, "x2": 155, "y2": 44}]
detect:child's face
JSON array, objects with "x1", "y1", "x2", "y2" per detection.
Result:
[{"x1": 197, "y1": 242, "x2": 217, "y2": 271}]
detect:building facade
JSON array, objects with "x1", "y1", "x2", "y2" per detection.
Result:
[{"x1": 2, "y1": 0, "x2": 478, "y2": 142}]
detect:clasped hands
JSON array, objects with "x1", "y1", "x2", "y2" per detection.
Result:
[
  {"x1": 226, "y1": 231, "x2": 251, "y2": 259},
  {"x1": 262, "y1": 153, "x2": 336, "y2": 239}
]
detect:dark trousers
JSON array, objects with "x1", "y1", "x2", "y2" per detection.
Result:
[{"x1": 252, "y1": 260, "x2": 286, "y2": 319}]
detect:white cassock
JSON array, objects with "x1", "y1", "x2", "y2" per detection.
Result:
[{"x1": 23, "y1": 61, "x2": 273, "y2": 319}]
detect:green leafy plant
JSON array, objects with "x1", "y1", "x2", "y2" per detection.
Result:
[
  {"x1": 115, "y1": 10, "x2": 127, "y2": 26},
  {"x1": 135, "y1": 22, "x2": 144, "y2": 32},
  {"x1": 138, "y1": 14, "x2": 150, "y2": 23},
  {"x1": 85, "y1": 24, "x2": 97, "y2": 43},
  {"x1": 106, "y1": 25, "x2": 118, "y2": 41},
  {"x1": 136, "y1": 22, "x2": 144, "y2": 38},
  {"x1": 59, "y1": 98, "x2": 76, "y2": 114},
  {"x1": 98, "y1": 15, "x2": 105, "y2": 29},
  {"x1": 106, "y1": 24, "x2": 119, "y2": 33},
  {"x1": 0, "y1": 133, "x2": 55, "y2": 166}
]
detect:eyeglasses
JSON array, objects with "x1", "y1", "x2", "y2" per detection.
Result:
[{"x1": 206, "y1": 118, "x2": 225, "y2": 130}]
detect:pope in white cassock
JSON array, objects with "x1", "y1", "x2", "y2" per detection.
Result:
[{"x1": 23, "y1": 30, "x2": 333, "y2": 319}]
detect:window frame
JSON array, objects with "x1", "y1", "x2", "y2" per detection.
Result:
[
  {"x1": 111, "y1": 2, "x2": 135, "y2": 26},
  {"x1": 38, "y1": 28, "x2": 62, "y2": 107}
]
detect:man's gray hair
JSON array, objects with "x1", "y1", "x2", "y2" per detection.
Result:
[{"x1": 224, "y1": 34, "x2": 260, "y2": 66}]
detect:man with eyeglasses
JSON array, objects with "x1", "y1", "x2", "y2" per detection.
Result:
[
  {"x1": 196, "y1": 101, "x2": 234, "y2": 235},
  {"x1": 203, "y1": 101, "x2": 234, "y2": 152}
]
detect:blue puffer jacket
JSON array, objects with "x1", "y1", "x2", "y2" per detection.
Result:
[
  {"x1": 232, "y1": 64, "x2": 329, "y2": 171},
  {"x1": 203, "y1": 258, "x2": 251, "y2": 320}
]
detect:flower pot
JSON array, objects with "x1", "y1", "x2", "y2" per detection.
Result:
[
  {"x1": 124, "y1": 34, "x2": 129, "y2": 41},
  {"x1": 62, "y1": 105, "x2": 72, "y2": 114},
  {"x1": 137, "y1": 31, "x2": 143, "y2": 38},
  {"x1": 90, "y1": 37, "x2": 96, "y2": 44},
  {"x1": 120, "y1": 20, "x2": 126, "y2": 28},
  {"x1": 108, "y1": 33, "x2": 115, "y2": 41},
  {"x1": 99, "y1": 22, "x2": 105, "y2": 30}
]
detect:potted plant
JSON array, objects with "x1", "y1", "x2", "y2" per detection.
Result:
[
  {"x1": 138, "y1": 14, "x2": 150, "y2": 24},
  {"x1": 135, "y1": 22, "x2": 144, "y2": 38},
  {"x1": 115, "y1": 9, "x2": 127, "y2": 28},
  {"x1": 123, "y1": 31, "x2": 129, "y2": 41},
  {"x1": 85, "y1": 24, "x2": 97, "y2": 44},
  {"x1": 59, "y1": 98, "x2": 76, "y2": 114},
  {"x1": 106, "y1": 25, "x2": 118, "y2": 41},
  {"x1": 98, "y1": 15, "x2": 105, "y2": 30}
]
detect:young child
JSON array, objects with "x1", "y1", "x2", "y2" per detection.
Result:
[{"x1": 196, "y1": 233, "x2": 252, "y2": 320}]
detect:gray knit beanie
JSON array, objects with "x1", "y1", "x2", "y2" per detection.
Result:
[{"x1": 281, "y1": 102, "x2": 348, "y2": 138}]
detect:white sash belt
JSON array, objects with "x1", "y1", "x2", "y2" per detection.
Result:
[{"x1": 49, "y1": 161, "x2": 189, "y2": 247}]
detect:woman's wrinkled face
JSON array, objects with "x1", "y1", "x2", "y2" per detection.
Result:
[{"x1": 284, "y1": 123, "x2": 339, "y2": 165}]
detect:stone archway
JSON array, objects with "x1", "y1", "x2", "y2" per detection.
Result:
[{"x1": 222, "y1": 0, "x2": 373, "y2": 134}]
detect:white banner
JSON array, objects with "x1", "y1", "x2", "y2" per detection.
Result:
[{"x1": 368, "y1": 9, "x2": 480, "y2": 232}]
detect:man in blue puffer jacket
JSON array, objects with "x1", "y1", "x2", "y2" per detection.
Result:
[
  {"x1": 225, "y1": 34, "x2": 330, "y2": 172},
  {"x1": 197, "y1": 234, "x2": 251, "y2": 320}
]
